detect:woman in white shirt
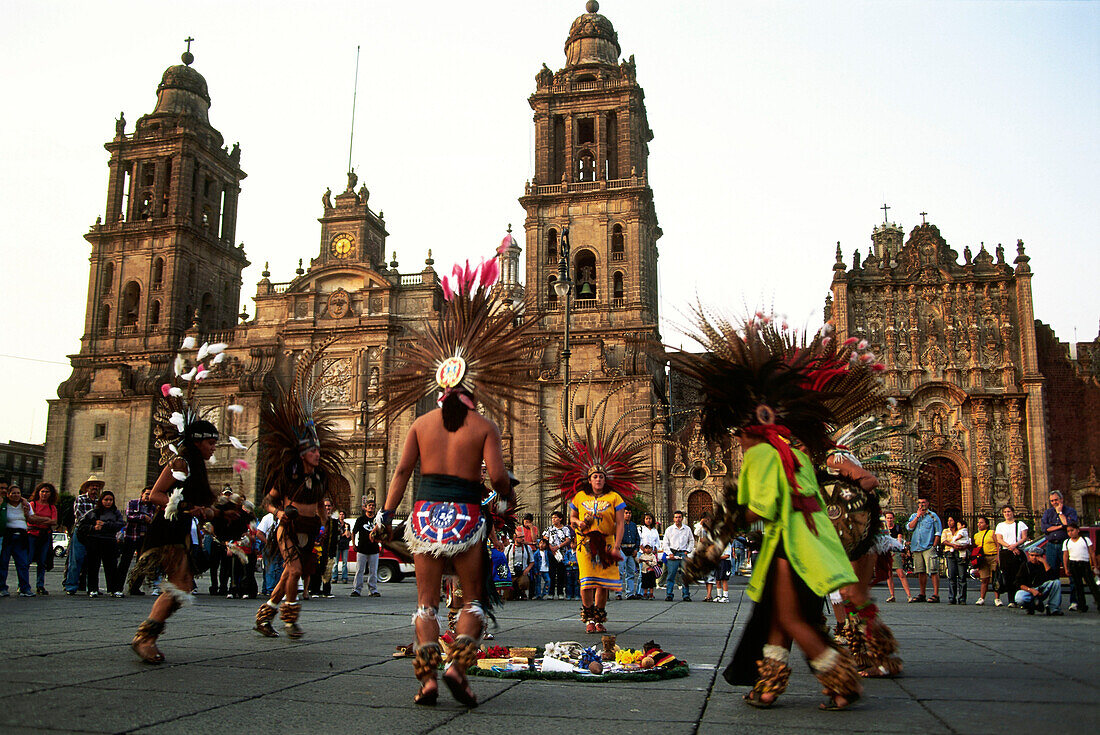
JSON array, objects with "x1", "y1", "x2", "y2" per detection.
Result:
[
  {"x1": 994, "y1": 506, "x2": 1028, "y2": 607},
  {"x1": 940, "y1": 516, "x2": 971, "y2": 605},
  {"x1": 638, "y1": 513, "x2": 661, "y2": 556}
]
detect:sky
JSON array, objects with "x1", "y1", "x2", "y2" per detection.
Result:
[{"x1": 1, "y1": 0, "x2": 1097, "y2": 444}]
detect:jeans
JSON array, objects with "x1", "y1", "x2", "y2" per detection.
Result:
[
  {"x1": 353, "y1": 552, "x2": 378, "y2": 594},
  {"x1": 117, "y1": 538, "x2": 144, "y2": 591},
  {"x1": 334, "y1": 548, "x2": 349, "y2": 582},
  {"x1": 665, "y1": 557, "x2": 690, "y2": 599},
  {"x1": 1014, "y1": 579, "x2": 1062, "y2": 612},
  {"x1": 536, "y1": 571, "x2": 551, "y2": 598},
  {"x1": 1067, "y1": 560, "x2": 1100, "y2": 610},
  {"x1": 64, "y1": 533, "x2": 88, "y2": 592},
  {"x1": 946, "y1": 554, "x2": 967, "y2": 604},
  {"x1": 619, "y1": 555, "x2": 639, "y2": 596},
  {"x1": 262, "y1": 552, "x2": 284, "y2": 596},
  {"x1": 30, "y1": 533, "x2": 52, "y2": 590},
  {"x1": 565, "y1": 567, "x2": 580, "y2": 599},
  {"x1": 0, "y1": 532, "x2": 32, "y2": 594}
]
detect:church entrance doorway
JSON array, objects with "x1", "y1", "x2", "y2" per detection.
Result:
[{"x1": 917, "y1": 457, "x2": 962, "y2": 518}]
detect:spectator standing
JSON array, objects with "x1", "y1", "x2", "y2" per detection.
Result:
[
  {"x1": 972, "y1": 515, "x2": 1000, "y2": 605},
  {"x1": 713, "y1": 542, "x2": 732, "y2": 602},
  {"x1": 0, "y1": 485, "x2": 34, "y2": 597},
  {"x1": 1014, "y1": 546, "x2": 1062, "y2": 615},
  {"x1": 256, "y1": 511, "x2": 282, "y2": 596},
  {"x1": 534, "y1": 538, "x2": 552, "y2": 599},
  {"x1": 618, "y1": 507, "x2": 641, "y2": 600},
  {"x1": 906, "y1": 498, "x2": 943, "y2": 603},
  {"x1": 118, "y1": 488, "x2": 155, "y2": 595},
  {"x1": 1040, "y1": 491, "x2": 1077, "y2": 576},
  {"x1": 882, "y1": 511, "x2": 912, "y2": 603},
  {"x1": 27, "y1": 482, "x2": 58, "y2": 595},
  {"x1": 1062, "y1": 523, "x2": 1100, "y2": 613},
  {"x1": 308, "y1": 499, "x2": 339, "y2": 598},
  {"x1": 79, "y1": 490, "x2": 126, "y2": 598},
  {"x1": 995, "y1": 505, "x2": 1028, "y2": 607},
  {"x1": 638, "y1": 513, "x2": 661, "y2": 593},
  {"x1": 940, "y1": 515, "x2": 971, "y2": 605},
  {"x1": 637, "y1": 543, "x2": 659, "y2": 599},
  {"x1": 505, "y1": 532, "x2": 533, "y2": 600},
  {"x1": 561, "y1": 538, "x2": 580, "y2": 600},
  {"x1": 520, "y1": 513, "x2": 540, "y2": 591},
  {"x1": 544, "y1": 511, "x2": 572, "y2": 600},
  {"x1": 662, "y1": 510, "x2": 694, "y2": 602},
  {"x1": 351, "y1": 499, "x2": 381, "y2": 597},
  {"x1": 334, "y1": 511, "x2": 351, "y2": 583},
  {"x1": 64, "y1": 475, "x2": 103, "y2": 595}
]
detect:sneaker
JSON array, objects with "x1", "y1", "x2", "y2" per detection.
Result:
[
  {"x1": 994, "y1": 598, "x2": 1003, "y2": 607},
  {"x1": 665, "y1": 595, "x2": 674, "y2": 602},
  {"x1": 65, "y1": 590, "x2": 76, "y2": 596},
  {"x1": 885, "y1": 596, "x2": 895, "y2": 603},
  {"x1": 615, "y1": 594, "x2": 622, "y2": 601},
  {"x1": 682, "y1": 596, "x2": 692, "y2": 602},
  {"x1": 88, "y1": 591, "x2": 99, "y2": 598},
  {"x1": 325, "y1": 594, "x2": 336, "y2": 599},
  {"x1": 112, "y1": 592, "x2": 124, "y2": 598},
  {"x1": 1050, "y1": 609, "x2": 1064, "y2": 616},
  {"x1": 1068, "y1": 602, "x2": 1078, "y2": 611},
  {"x1": 350, "y1": 591, "x2": 361, "y2": 597},
  {"x1": 369, "y1": 592, "x2": 381, "y2": 597},
  {"x1": 1007, "y1": 602, "x2": 1017, "y2": 608},
  {"x1": 975, "y1": 599, "x2": 985, "y2": 606},
  {"x1": 36, "y1": 588, "x2": 48, "y2": 596},
  {"x1": 18, "y1": 591, "x2": 35, "y2": 597}
]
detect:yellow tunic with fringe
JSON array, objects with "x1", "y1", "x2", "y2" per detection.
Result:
[{"x1": 570, "y1": 489, "x2": 626, "y2": 591}]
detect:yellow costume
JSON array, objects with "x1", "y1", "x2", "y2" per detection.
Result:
[{"x1": 570, "y1": 489, "x2": 626, "y2": 591}]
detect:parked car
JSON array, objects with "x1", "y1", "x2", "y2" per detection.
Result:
[
  {"x1": 347, "y1": 546, "x2": 414, "y2": 583},
  {"x1": 52, "y1": 532, "x2": 69, "y2": 557}
]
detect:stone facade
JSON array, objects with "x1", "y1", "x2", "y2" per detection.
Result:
[{"x1": 828, "y1": 221, "x2": 1052, "y2": 517}]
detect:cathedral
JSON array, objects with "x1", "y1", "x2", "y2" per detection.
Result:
[{"x1": 42, "y1": 3, "x2": 1100, "y2": 525}]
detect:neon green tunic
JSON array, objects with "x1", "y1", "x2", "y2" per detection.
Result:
[{"x1": 738, "y1": 442, "x2": 857, "y2": 602}]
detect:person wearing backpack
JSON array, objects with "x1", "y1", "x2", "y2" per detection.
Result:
[{"x1": 972, "y1": 515, "x2": 1000, "y2": 605}]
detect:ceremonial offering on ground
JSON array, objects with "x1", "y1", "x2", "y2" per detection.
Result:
[{"x1": 465, "y1": 640, "x2": 689, "y2": 682}]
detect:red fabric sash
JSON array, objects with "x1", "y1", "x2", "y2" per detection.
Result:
[{"x1": 741, "y1": 424, "x2": 821, "y2": 534}]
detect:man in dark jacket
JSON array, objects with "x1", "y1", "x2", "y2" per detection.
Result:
[
  {"x1": 309, "y1": 499, "x2": 339, "y2": 598},
  {"x1": 1014, "y1": 546, "x2": 1063, "y2": 615},
  {"x1": 351, "y1": 498, "x2": 380, "y2": 597}
]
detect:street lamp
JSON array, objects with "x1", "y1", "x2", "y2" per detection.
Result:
[{"x1": 554, "y1": 227, "x2": 573, "y2": 433}]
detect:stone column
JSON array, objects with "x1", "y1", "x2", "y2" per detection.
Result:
[
  {"x1": 1007, "y1": 398, "x2": 1028, "y2": 509},
  {"x1": 971, "y1": 399, "x2": 992, "y2": 509}
]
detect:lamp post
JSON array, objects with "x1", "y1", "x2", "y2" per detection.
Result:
[{"x1": 554, "y1": 227, "x2": 573, "y2": 435}]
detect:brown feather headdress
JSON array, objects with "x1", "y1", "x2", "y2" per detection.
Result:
[
  {"x1": 374, "y1": 246, "x2": 542, "y2": 425},
  {"x1": 258, "y1": 336, "x2": 348, "y2": 493}
]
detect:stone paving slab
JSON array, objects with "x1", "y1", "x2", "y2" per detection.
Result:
[{"x1": 0, "y1": 570, "x2": 1096, "y2": 734}]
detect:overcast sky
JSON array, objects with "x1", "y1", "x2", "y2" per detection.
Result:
[{"x1": 1, "y1": 0, "x2": 1097, "y2": 444}]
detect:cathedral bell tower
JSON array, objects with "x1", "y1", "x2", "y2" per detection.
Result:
[
  {"x1": 314, "y1": 169, "x2": 388, "y2": 271},
  {"x1": 83, "y1": 43, "x2": 248, "y2": 352},
  {"x1": 517, "y1": 2, "x2": 666, "y2": 512}
]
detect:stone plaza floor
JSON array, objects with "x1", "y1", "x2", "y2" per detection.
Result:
[{"x1": 0, "y1": 570, "x2": 1097, "y2": 734}]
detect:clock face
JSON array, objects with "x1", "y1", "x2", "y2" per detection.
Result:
[{"x1": 330, "y1": 234, "x2": 354, "y2": 259}]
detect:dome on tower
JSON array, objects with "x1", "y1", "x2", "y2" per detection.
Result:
[
  {"x1": 564, "y1": 1, "x2": 620, "y2": 68},
  {"x1": 151, "y1": 49, "x2": 211, "y2": 124}
]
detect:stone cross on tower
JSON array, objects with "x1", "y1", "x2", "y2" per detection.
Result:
[
  {"x1": 881, "y1": 202, "x2": 890, "y2": 223},
  {"x1": 920, "y1": 211, "x2": 928, "y2": 225}
]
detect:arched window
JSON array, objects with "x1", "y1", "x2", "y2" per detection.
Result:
[
  {"x1": 152, "y1": 258, "x2": 164, "y2": 289},
  {"x1": 576, "y1": 149, "x2": 596, "y2": 182},
  {"x1": 611, "y1": 224, "x2": 625, "y2": 261},
  {"x1": 613, "y1": 271, "x2": 625, "y2": 302},
  {"x1": 149, "y1": 300, "x2": 161, "y2": 326},
  {"x1": 574, "y1": 249, "x2": 597, "y2": 301},
  {"x1": 98, "y1": 304, "x2": 111, "y2": 334},
  {"x1": 201, "y1": 292, "x2": 215, "y2": 329},
  {"x1": 101, "y1": 262, "x2": 114, "y2": 295},
  {"x1": 121, "y1": 281, "x2": 141, "y2": 326},
  {"x1": 547, "y1": 228, "x2": 558, "y2": 265},
  {"x1": 547, "y1": 276, "x2": 558, "y2": 307}
]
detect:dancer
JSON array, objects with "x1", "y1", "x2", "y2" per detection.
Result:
[
  {"x1": 372, "y1": 244, "x2": 541, "y2": 707},
  {"x1": 254, "y1": 337, "x2": 347, "y2": 639},
  {"x1": 130, "y1": 339, "x2": 249, "y2": 663},
  {"x1": 541, "y1": 375, "x2": 679, "y2": 635},
  {"x1": 669, "y1": 310, "x2": 864, "y2": 711}
]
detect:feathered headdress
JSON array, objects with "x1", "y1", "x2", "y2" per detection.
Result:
[
  {"x1": 375, "y1": 243, "x2": 542, "y2": 425},
  {"x1": 153, "y1": 337, "x2": 241, "y2": 466},
  {"x1": 258, "y1": 336, "x2": 348, "y2": 492},
  {"x1": 540, "y1": 373, "x2": 685, "y2": 503},
  {"x1": 666, "y1": 307, "x2": 887, "y2": 491}
]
